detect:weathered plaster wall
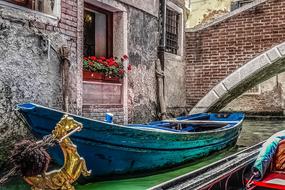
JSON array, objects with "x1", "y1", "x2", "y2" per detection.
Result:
[
  {"x1": 164, "y1": 53, "x2": 187, "y2": 117},
  {"x1": 186, "y1": 0, "x2": 231, "y2": 28},
  {"x1": 127, "y1": 6, "x2": 159, "y2": 123},
  {"x1": 0, "y1": 0, "x2": 82, "y2": 166},
  {"x1": 118, "y1": 0, "x2": 159, "y2": 17}
]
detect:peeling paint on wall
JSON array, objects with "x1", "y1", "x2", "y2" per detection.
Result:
[{"x1": 186, "y1": 0, "x2": 231, "y2": 28}]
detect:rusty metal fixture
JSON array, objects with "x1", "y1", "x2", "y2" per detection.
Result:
[{"x1": 24, "y1": 115, "x2": 92, "y2": 190}]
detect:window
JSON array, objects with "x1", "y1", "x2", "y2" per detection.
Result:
[
  {"x1": 2, "y1": 0, "x2": 60, "y2": 17},
  {"x1": 166, "y1": 7, "x2": 179, "y2": 54},
  {"x1": 84, "y1": 3, "x2": 113, "y2": 57},
  {"x1": 82, "y1": 3, "x2": 120, "y2": 106}
]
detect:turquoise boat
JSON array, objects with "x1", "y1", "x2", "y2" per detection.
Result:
[{"x1": 17, "y1": 103, "x2": 244, "y2": 179}]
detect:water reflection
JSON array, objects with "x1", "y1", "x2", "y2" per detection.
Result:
[{"x1": 237, "y1": 119, "x2": 285, "y2": 147}]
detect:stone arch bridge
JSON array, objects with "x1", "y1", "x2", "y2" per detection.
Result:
[{"x1": 190, "y1": 43, "x2": 285, "y2": 114}]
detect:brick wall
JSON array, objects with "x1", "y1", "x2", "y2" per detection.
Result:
[
  {"x1": 82, "y1": 105, "x2": 124, "y2": 124},
  {"x1": 185, "y1": 0, "x2": 285, "y2": 108}
]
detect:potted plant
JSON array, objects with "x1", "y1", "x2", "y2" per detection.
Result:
[{"x1": 83, "y1": 55, "x2": 130, "y2": 83}]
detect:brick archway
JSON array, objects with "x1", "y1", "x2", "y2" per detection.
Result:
[{"x1": 190, "y1": 42, "x2": 285, "y2": 114}]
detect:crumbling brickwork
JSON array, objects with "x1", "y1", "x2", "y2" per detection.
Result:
[{"x1": 185, "y1": 0, "x2": 285, "y2": 108}]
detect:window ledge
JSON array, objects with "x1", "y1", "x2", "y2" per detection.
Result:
[{"x1": 0, "y1": 1, "x2": 59, "y2": 26}]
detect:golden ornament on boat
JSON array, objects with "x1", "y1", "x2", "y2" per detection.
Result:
[{"x1": 24, "y1": 115, "x2": 91, "y2": 190}]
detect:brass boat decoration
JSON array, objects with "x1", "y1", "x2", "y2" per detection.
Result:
[{"x1": 24, "y1": 115, "x2": 91, "y2": 190}]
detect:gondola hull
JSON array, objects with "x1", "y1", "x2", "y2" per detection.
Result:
[
  {"x1": 17, "y1": 103, "x2": 244, "y2": 179},
  {"x1": 150, "y1": 142, "x2": 262, "y2": 190}
]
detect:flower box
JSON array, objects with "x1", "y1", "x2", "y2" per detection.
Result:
[
  {"x1": 83, "y1": 55, "x2": 130, "y2": 82},
  {"x1": 83, "y1": 71, "x2": 104, "y2": 81}
]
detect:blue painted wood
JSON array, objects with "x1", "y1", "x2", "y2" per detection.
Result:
[{"x1": 17, "y1": 103, "x2": 244, "y2": 179}]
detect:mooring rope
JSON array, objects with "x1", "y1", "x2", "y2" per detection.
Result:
[{"x1": 0, "y1": 134, "x2": 56, "y2": 185}]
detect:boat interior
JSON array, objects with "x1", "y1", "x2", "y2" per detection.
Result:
[{"x1": 127, "y1": 113, "x2": 241, "y2": 132}]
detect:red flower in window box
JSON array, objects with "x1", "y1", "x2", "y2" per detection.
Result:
[{"x1": 83, "y1": 55, "x2": 130, "y2": 83}]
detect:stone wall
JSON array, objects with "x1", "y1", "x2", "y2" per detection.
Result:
[
  {"x1": 127, "y1": 6, "x2": 159, "y2": 123},
  {"x1": 0, "y1": 0, "x2": 83, "y2": 166},
  {"x1": 185, "y1": 0, "x2": 285, "y2": 110}
]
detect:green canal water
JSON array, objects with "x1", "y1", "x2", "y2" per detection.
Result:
[{"x1": 1, "y1": 119, "x2": 285, "y2": 190}]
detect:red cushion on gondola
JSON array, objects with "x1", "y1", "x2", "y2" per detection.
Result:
[{"x1": 252, "y1": 172, "x2": 285, "y2": 190}]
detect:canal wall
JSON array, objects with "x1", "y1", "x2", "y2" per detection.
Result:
[
  {"x1": 0, "y1": 0, "x2": 82, "y2": 168},
  {"x1": 185, "y1": 0, "x2": 285, "y2": 113}
]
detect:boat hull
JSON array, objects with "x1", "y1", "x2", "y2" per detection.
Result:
[
  {"x1": 17, "y1": 103, "x2": 244, "y2": 178},
  {"x1": 150, "y1": 142, "x2": 262, "y2": 190}
]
